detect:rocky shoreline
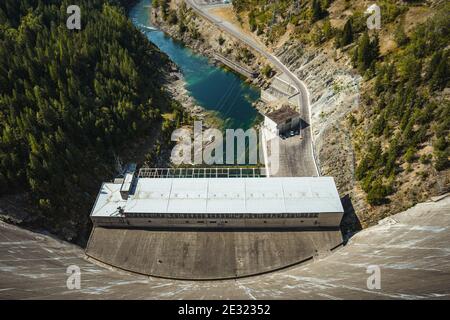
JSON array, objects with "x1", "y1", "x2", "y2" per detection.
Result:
[
  {"x1": 150, "y1": 2, "x2": 270, "y2": 90},
  {"x1": 164, "y1": 64, "x2": 218, "y2": 127}
]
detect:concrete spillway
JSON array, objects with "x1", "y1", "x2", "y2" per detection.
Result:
[
  {"x1": 0, "y1": 194, "x2": 449, "y2": 299},
  {"x1": 85, "y1": 228, "x2": 342, "y2": 279}
]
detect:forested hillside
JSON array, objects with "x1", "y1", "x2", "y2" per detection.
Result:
[
  {"x1": 231, "y1": 0, "x2": 449, "y2": 210},
  {"x1": 353, "y1": 8, "x2": 449, "y2": 205},
  {"x1": 0, "y1": 0, "x2": 178, "y2": 241}
]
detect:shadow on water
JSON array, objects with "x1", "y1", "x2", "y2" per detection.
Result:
[{"x1": 340, "y1": 194, "x2": 362, "y2": 244}]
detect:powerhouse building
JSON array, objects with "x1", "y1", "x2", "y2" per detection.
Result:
[{"x1": 90, "y1": 168, "x2": 344, "y2": 228}]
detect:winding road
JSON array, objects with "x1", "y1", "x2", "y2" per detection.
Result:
[{"x1": 185, "y1": 0, "x2": 319, "y2": 177}]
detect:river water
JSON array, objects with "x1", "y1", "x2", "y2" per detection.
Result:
[{"x1": 129, "y1": 0, "x2": 261, "y2": 130}]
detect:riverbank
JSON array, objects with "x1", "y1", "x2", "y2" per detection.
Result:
[
  {"x1": 150, "y1": 0, "x2": 270, "y2": 90},
  {"x1": 163, "y1": 65, "x2": 224, "y2": 129}
]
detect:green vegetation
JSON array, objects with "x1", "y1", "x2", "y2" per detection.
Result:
[
  {"x1": 0, "y1": 0, "x2": 180, "y2": 240},
  {"x1": 311, "y1": 0, "x2": 327, "y2": 22},
  {"x1": 232, "y1": 0, "x2": 335, "y2": 44},
  {"x1": 154, "y1": 1, "x2": 202, "y2": 40},
  {"x1": 237, "y1": 47, "x2": 255, "y2": 64},
  {"x1": 334, "y1": 1, "x2": 406, "y2": 50},
  {"x1": 217, "y1": 35, "x2": 225, "y2": 46},
  {"x1": 261, "y1": 64, "x2": 273, "y2": 78},
  {"x1": 355, "y1": 6, "x2": 450, "y2": 205},
  {"x1": 152, "y1": 0, "x2": 169, "y2": 20},
  {"x1": 311, "y1": 18, "x2": 334, "y2": 45},
  {"x1": 352, "y1": 32, "x2": 379, "y2": 73},
  {"x1": 154, "y1": 0, "x2": 179, "y2": 24},
  {"x1": 232, "y1": 0, "x2": 320, "y2": 43},
  {"x1": 394, "y1": 24, "x2": 408, "y2": 47},
  {"x1": 337, "y1": 18, "x2": 353, "y2": 47},
  {"x1": 379, "y1": 0, "x2": 407, "y2": 24}
]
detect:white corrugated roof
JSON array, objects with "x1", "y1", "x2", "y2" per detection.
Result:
[
  {"x1": 91, "y1": 177, "x2": 343, "y2": 217},
  {"x1": 90, "y1": 183, "x2": 126, "y2": 217}
]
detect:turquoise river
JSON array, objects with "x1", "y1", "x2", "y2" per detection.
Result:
[{"x1": 129, "y1": 0, "x2": 261, "y2": 130}]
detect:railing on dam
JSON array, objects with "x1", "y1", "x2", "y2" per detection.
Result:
[{"x1": 138, "y1": 167, "x2": 266, "y2": 179}]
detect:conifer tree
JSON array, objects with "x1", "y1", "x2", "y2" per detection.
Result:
[
  {"x1": 311, "y1": 0, "x2": 323, "y2": 22},
  {"x1": 341, "y1": 19, "x2": 353, "y2": 46}
]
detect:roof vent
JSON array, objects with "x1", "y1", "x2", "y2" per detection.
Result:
[{"x1": 120, "y1": 163, "x2": 136, "y2": 200}]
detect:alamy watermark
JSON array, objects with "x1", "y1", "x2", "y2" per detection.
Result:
[
  {"x1": 66, "y1": 265, "x2": 81, "y2": 290},
  {"x1": 366, "y1": 265, "x2": 381, "y2": 290},
  {"x1": 67, "y1": 5, "x2": 81, "y2": 30},
  {"x1": 366, "y1": 4, "x2": 381, "y2": 30}
]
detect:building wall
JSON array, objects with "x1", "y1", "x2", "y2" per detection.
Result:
[
  {"x1": 291, "y1": 116, "x2": 300, "y2": 129},
  {"x1": 264, "y1": 116, "x2": 278, "y2": 135},
  {"x1": 264, "y1": 116, "x2": 301, "y2": 136},
  {"x1": 91, "y1": 212, "x2": 343, "y2": 229},
  {"x1": 278, "y1": 117, "x2": 301, "y2": 135}
]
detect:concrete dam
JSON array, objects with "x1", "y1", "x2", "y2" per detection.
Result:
[{"x1": 0, "y1": 194, "x2": 449, "y2": 299}]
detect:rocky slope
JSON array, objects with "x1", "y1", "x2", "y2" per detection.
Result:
[{"x1": 227, "y1": 0, "x2": 449, "y2": 228}]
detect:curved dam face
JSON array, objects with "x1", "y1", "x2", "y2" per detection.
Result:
[
  {"x1": 1, "y1": 194, "x2": 449, "y2": 299},
  {"x1": 85, "y1": 228, "x2": 342, "y2": 280}
]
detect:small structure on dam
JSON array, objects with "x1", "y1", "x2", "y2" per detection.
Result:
[
  {"x1": 263, "y1": 104, "x2": 301, "y2": 137},
  {"x1": 90, "y1": 167, "x2": 344, "y2": 229}
]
